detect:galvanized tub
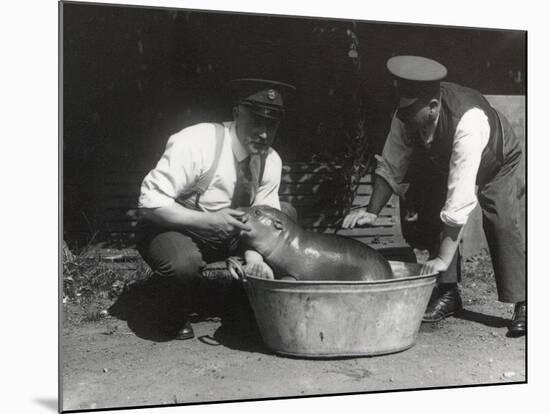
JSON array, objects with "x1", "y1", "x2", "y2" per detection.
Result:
[{"x1": 244, "y1": 261, "x2": 436, "y2": 358}]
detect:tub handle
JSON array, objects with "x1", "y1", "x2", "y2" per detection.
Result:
[{"x1": 227, "y1": 256, "x2": 247, "y2": 282}]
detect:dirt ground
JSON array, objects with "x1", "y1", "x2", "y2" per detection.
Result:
[{"x1": 61, "y1": 253, "x2": 526, "y2": 412}]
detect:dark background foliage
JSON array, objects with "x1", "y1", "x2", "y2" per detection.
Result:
[{"x1": 62, "y1": 2, "x2": 525, "y2": 245}]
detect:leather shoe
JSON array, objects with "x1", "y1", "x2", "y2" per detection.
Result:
[
  {"x1": 508, "y1": 301, "x2": 526, "y2": 337},
  {"x1": 422, "y1": 285, "x2": 463, "y2": 323},
  {"x1": 175, "y1": 321, "x2": 195, "y2": 340}
]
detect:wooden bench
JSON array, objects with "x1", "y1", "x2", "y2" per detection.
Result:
[{"x1": 99, "y1": 161, "x2": 413, "y2": 262}]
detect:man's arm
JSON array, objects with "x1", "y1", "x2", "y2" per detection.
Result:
[
  {"x1": 138, "y1": 125, "x2": 210, "y2": 210},
  {"x1": 367, "y1": 175, "x2": 395, "y2": 215},
  {"x1": 420, "y1": 108, "x2": 490, "y2": 274},
  {"x1": 140, "y1": 203, "x2": 251, "y2": 241},
  {"x1": 439, "y1": 108, "x2": 490, "y2": 226},
  {"x1": 138, "y1": 124, "x2": 251, "y2": 240},
  {"x1": 342, "y1": 114, "x2": 412, "y2": 228},
  {"x1": 420, "y1": 224, "x2": 464, "y2": 275},
  {"x1": 342, "y1": 175, "x2": 394, "y2": 228}
]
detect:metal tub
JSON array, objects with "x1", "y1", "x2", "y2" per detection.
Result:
[{"x1": 244, "y1": 261, "x2": 436, "y2": 358}]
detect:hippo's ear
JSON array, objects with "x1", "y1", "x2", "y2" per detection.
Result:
[{"x1": 273, "y1": 218, "x2": 284, "y2": 230}]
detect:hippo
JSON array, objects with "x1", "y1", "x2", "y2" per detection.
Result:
[{"x1": 237, "y1": 205, "x2": 393, "y2": 281}]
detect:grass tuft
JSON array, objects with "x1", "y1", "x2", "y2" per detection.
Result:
[
  {"x1": 63, "y1": 247, "x2": 150, "y2": 305},
  {"x1": 462, "y1": 249, "x2": 494, "y2": 282}
]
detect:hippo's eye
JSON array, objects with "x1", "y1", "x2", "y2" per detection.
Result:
[{"x1": 254, "y1": 210, "x2": 262, "y2": 217}]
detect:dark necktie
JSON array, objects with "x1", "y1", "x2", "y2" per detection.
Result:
[{"x1": 232, "y1": 157, "x2": 255, "y2": 208}]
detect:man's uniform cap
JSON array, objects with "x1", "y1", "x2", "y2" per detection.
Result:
[
  {"x1": 387, "y1": 56, "x2": 447, "y2": 109},
  {"x1": 228, "y1": 78, "x2": 296, "y2": 119}
]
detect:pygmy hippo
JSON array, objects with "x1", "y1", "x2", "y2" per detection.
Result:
[{"x1": 237, "y1": 205, "x2": 394, "y2": 281}]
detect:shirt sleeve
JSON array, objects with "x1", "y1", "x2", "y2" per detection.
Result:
[
  {"x1": 440, "y1": 108, "x2": 491, "y2": 227},
  {"x1": 374, "y1": 114, "x2": 414, "y2": 198},
  {"x1": 253, "y1": 149, "x2": 282, "y2": 210},
  {"x1": 138, "y1": 124, "x2": 214, "y2": 208}
]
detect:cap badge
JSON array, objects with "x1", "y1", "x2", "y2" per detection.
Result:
[{"x1": 267, "y1": 89, "x2": 277, "y2": 100}]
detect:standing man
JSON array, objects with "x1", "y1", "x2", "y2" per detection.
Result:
[
  {"x1": 342, "y1": 56, "x2": 525, "y2": 337},
  {"x1": 137, "y1": 79, "x2": 296, "y2": 340}
]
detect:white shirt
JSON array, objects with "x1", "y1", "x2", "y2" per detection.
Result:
[
  {"x1": 375, "y1": 107, "x2": 490, "y2": 227},
  {"x1": 138, "y1": 121, "x2": 282, "y2": 211}
]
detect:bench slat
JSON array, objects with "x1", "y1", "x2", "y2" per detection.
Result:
[
  {"x1": 98, "y1": 163, "x2": 409, "y2": 254},
  {"x1": 102, "y1": 231, "x2": 404, "y2": 249},
  {"x1": 102, "y1": 204, "x2": 399, "y2": 221}
]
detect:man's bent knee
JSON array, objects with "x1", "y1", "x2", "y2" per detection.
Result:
[
  {"x1": 139, "y1": 231, "x2": 205, "y2": 284},
  {"x1": 155, "y1": 249, "x2": 204, "y2": 284}
]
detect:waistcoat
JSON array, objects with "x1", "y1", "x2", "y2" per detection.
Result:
[{"x1": 412, "y1": 82, "x2": 516, "y2": 187}]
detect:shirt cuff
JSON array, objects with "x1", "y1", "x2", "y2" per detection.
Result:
[
  {"x1": 439, "y1": 200, "x2": 478, "y2": 227},
  {"x1": 374, "y1": 155, "x2": 410, "y2": 198}
]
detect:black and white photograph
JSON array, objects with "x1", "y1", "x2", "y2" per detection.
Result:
[
  {"x1": 57, "y1": 0, "x2": 530, "y2": 412},
  {"x1": 18, "y1": 0, "x2": 540, "y2": 412}
]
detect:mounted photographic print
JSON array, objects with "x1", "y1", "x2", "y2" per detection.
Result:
[{"x1": 60, "y1": 0, "x2": 526, "y2": 412}]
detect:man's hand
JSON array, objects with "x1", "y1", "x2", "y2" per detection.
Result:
[
  {"x1": 244, "y1": 262, "x2": 275, "y2": 280},
  {"x1": 341, "y1": 208, "x2": 378, "y2": 229},
  {"x1": 420, "y1": 257, "x2": 449, "y2": 275},
  {"x1": 140, "y1": 204, "x2": 251, "y2": 242},
  {"x1": 419, "y1": 224, "x2": 463, "y2": 275},
  {"x1": 199, "y1": 208, "x2": 252, "y2": 241},
  {"x1": 244, "y1": 250, "x2": 274, "y2": 280}
]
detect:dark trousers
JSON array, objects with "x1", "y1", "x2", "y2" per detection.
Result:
[
  {"x1": 477, "y1": 155, "x2": 525, "y2": 303},
  {"x1": 136, "y1": 227, "x2": 235, "y2": 285},
  {"x1": 408, "y1": 132, "x2": 525, "y2": 304},
  {"x1": 135, "y1": 226, "x2": 233, "y2": 322},
  {"x1": 136, "y1": 202, "x2": 297, "y2": 316}
]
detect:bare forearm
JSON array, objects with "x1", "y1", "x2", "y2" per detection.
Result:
[
  {"x1": 139, "y1": 203, "x2": 209, "y2": 231},
  {"x1": 139, "y1": 203, "x2": 251, "y2": 242},
  {"x1": 367, "y1": 176, "x2": 394, "y2": 215},
  {"x1": 437, "y1": 224, "x2": 464, "y2": 266}
]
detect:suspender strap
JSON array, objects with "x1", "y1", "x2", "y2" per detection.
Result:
[
  {"x1": 195, "y1": 123, "x2": 225, "y2": 195},
  {"x1": 175, "y1": 123, "x2": 225, "y2": 210},
  {"x1": 259, "y1": 156, "x2": 266, "y2": 184}
]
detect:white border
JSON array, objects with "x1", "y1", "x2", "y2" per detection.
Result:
[{"x1": 3, "y1": 0, "x2": 546, "y2": 413}]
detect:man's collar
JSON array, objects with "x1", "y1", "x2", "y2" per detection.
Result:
[{"x1": 230, "y1": 121, "x2": 249, "y2": 162}]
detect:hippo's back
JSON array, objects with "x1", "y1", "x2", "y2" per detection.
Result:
[{"x1": 286, "y1": 231, "x2": 393, "y2": 282}]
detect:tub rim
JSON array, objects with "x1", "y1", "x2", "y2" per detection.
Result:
[{"x1": 243, "y1": 260, "x2": 437, "y2": 286}]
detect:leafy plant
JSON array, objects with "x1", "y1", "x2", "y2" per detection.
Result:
[{"x1": 62, "y1": 248, "x2": 149, "y2": 305}]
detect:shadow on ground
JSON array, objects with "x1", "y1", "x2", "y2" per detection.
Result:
[
  {"x1": 107, "y1": 276, "x2": 270, "y2": 353},
  {"x1": 206, "y1": 312, "x2": 268, "y2": 354},
  {"x1": 419, "y1": 310, "x2": 510, "y2": 334},
  {"x1": 107, "y1": 276, "x2": 188, "y2": 342},
  {"x1": 454, "y1": 309, "x2": 510, "y2": 328}
]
